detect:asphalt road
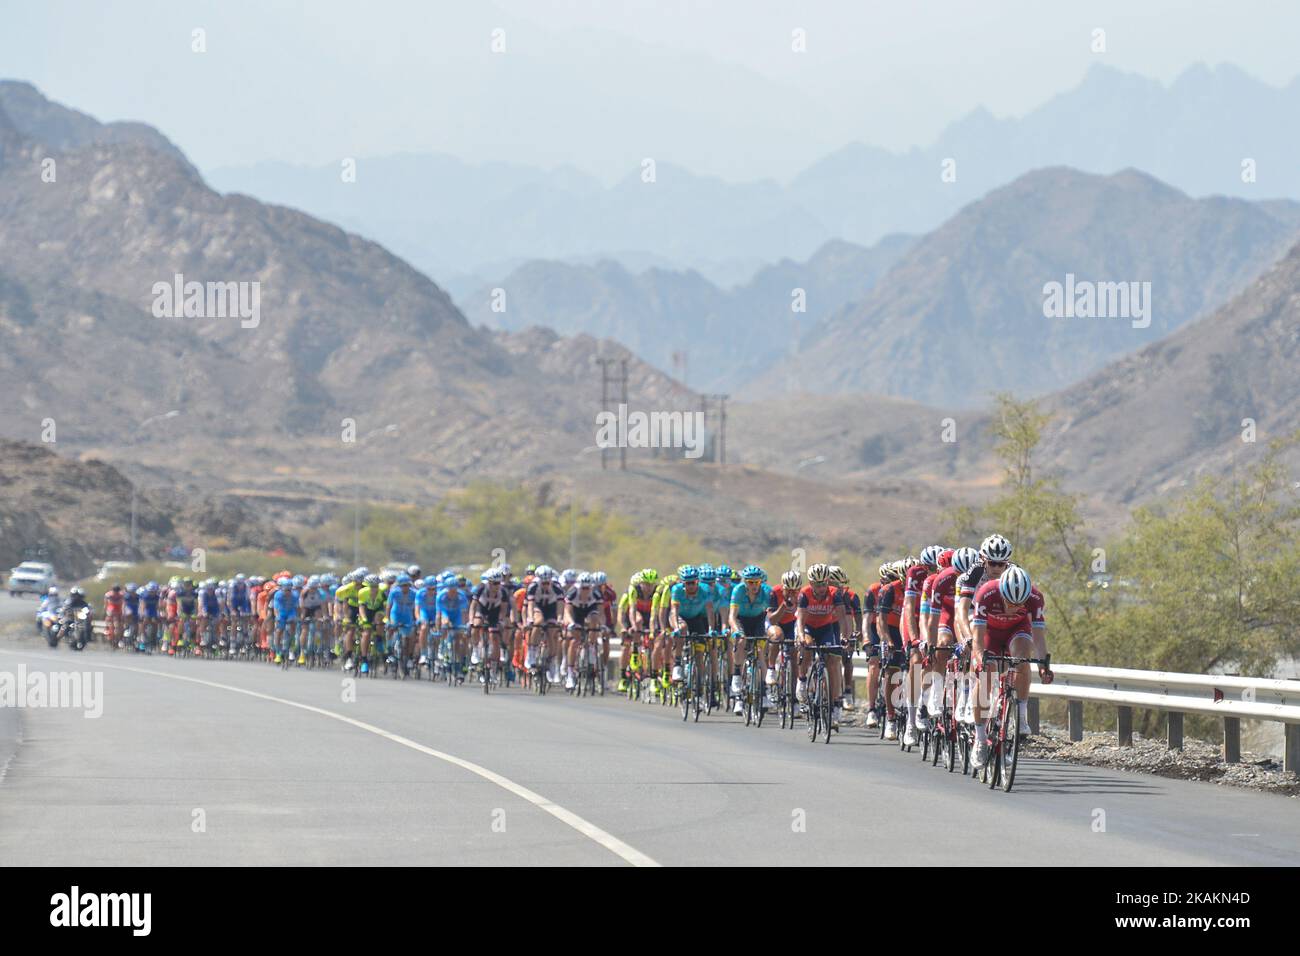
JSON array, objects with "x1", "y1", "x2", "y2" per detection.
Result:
[{"x1": 1, "y1": 592, "x2": 1297, "y2": 866}]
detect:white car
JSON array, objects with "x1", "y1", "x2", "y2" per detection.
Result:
[
  {"x1": 95, "y1": 561, "x2": 133, "y2": 582},
  {"x1": 7, "y1": 561, "x2": 56, "y2": 597}
]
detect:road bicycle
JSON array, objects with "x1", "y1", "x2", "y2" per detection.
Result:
[
  {"x1": 980, "y1": 652, "x2": 1050, "y2": 792},
  {"x1": 803, "y1": 643, "x2": 843, "y2": 744},
  {"x1": 739, "y1": 631, "x2": 768, "y2": 728}
]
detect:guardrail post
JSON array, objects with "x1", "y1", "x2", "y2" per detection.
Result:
[
  {"x1": 1286, "y1": 724, "x2": 1300, "y2": 777},
  {"x1": 1116, "y1": 706, "x2": 1133, "y2": 747},
  {"x1": 1026, "y1": 697, "x2": 1039, "y2": 734},
  {"x1": 1067, "y1": 700, "x2": 1083, "y2": 741},
  {"x1": 1222, "y1": 717, "x2": 1240, "y2": 764},
  {"x1": 1167, "y1": 711, "x2": 1184, "y2": 750}
]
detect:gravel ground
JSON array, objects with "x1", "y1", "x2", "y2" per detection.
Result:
[{"x1": 838, "y1": 701, "x2": 1299, "y2": 798}]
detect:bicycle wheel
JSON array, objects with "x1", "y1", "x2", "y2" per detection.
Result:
[
  {"x1": 806, "y1": 667, "x2": 820, "y2": 743},
  {"x1": 742, "y1": 662, "x2": 754, "y2": 727},
  {"x1": 820, "y1": 669, "x2": 833, "y2": 744},
  {"x1": 680, "y1": 659, "x2": 691, "y2": 721},
  {"x1": 999, "y1": 696, "x2": 1021, "y2": 792},
  {"x1": 692, "y1": 658, "x2": 703, "y2": 722}
]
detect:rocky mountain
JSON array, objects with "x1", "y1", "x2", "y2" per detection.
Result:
[
  {"x1": 458, "y1": 235, "x2": 912, "y2": 392},
  {"x1": 0, "y1": 440, "x2": 301, "y2": 578},
  {"x1": 0, "y1": 84, "x2": 707, "y2": 492},
  {"x1": 207, "y1": 64, "x2": 1300, "y2": 283},
  {"x1": 1031, "y1": 237, "x2": 1300, "y2": 504},
  {"x1": 753, "y1": 168, "x2": 1300, "y2": 404}
]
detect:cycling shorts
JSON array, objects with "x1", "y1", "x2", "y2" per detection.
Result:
[
  {"x1": 737, "y1": 613, "x2": 766, "y2": 638},
  {"x1": 805, "y1": 622, "x2": 838, "y2": 646}
]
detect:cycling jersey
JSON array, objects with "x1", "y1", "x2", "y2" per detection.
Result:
[
  {"x1": 271, "y1": 588, "x2": 298, "y2": 622},
  {"x1": 386, "y1": 586, "x2": 416, "y2": 626},
  {"x1": 729, "y1": 581, "x2": 771, "y2": 618},
  {"x1": 436, "y1": 589, "x2": 469, "y2": 627},
  {"x1": 526, "y1": 580, "x2": 564, "y2": 607},
  {"x1": 928, "y1": 566, "x2": 962, "y2": 629},
  {"x1": 335, "y1": 581, "x2": 360, "y2": 607},
  {"x1": 470, "y1": 583, "x2": 510, "y2": 610},
  {"x1": 669, "y1": 581, "x2": 711, "y2": 619},
  {"x1": 797, "y1": 585, "x2": 842, "y2": 629}
]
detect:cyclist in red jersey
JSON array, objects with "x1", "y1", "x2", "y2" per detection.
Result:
[
  {"x1": 873, "y1": 562, "x2": 907, "y2": 739},
  {"x1": 901, "y1": 547, "x2": 942, "y2": 747},
  {"x1": 970, "y1": 566, "x2": 1053, "y2": 769},
  {"x1": 795, "y1": 564, "x2": 848, "y2": 727},
  {"x1": 103, "y1": 584, "x2": 125, "y2": 647},
  {"x1": 861, "y1": 567, "x2": 888, "y2": 729},
  {"x1": 766, "y1": 571, "x2": 800, "y2": 691}
]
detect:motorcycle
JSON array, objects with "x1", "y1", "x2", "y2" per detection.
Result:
[{"x1": 52, "y1": 606, "x2": 93, "y2": 651}]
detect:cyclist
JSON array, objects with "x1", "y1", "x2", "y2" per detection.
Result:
[
  {"x1": 729, "y1": 565, "x2": 771, "y2": 715},
  {"x1": 668, "y1": 565, "x2": 713, "y2": 689},
  {"x1": 563, "y1": 572, "x2": 604, "y2": 691},
  {"x1": 829, "y1": 566, "x2": 861, "y2": 710},
  {"x1": 386, "y1": 573, "x2": 417, "y2": 674},
  {"x1": 618, "y1": 569, "x2": 657, "y2": 691},
  {"x1": 270, "y1": 577, "x2": 298, "y2": 664},
  {"x1": 970, "y1": 565, "x2": 1053, "y2": 769},
  {"x1": 436, "y1": 574, "x2": 471, "y2": 682},
  {"x1": 874, "y1": 562, "x2": 907, "y2": 739},
  {"x1": 796, "y1": 563, "x2": 847, "y2": 728},
  {"x1": 526, "y1": 566, "x2": 565, "y2": 684},
  {"x1": 103, "y1": 584, "x2": 125, "y2": 648},
  {"x1": 470, "y1": 568, "x2": 511, "y2": 683},
  {"x1": 356, "y1": 573, "x2": 386, "y2": 675}
]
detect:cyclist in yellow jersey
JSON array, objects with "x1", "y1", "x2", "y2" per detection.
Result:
[{"x1": 334, "y1": 572, "x2": 362, "y2": 669}]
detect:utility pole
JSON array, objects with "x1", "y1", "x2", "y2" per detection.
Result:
[
  {"x1": 598, "y1": 358, "x2": 614, "y2": 471},
  {"x1": 619, "y1": 359, "x2": 629, "y2": 471},
  {"x1": 716, "y1": 393, "x2": 728, "y2": 467}
]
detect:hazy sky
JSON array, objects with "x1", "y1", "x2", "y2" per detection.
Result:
[{"x1": 4, "y1": 0, "x2": 1298, "y2": 182}]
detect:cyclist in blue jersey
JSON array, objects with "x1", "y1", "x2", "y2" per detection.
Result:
[
  {"x1": 669, "y1": 566, "x2": 713, "y2": 684},
  {"x1": 271, "y1": 578, "x2": 298, "y2": 663},
  {"x1": 729, "y1": 565, "x2": 772, "y2": 713},
  {"x1": 386, "y1": 573, "x2": 417, "y2": 671}
]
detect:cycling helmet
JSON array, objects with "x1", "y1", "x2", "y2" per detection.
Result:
[
  {"x1": 423, "y1": 576, "x2": 437, "y2": 588},
  {"x1": 235, "y1": 573, "x2": 246, "y2": 582},
  {"x1": 741, "y1": 565, "x2": 764, "y2": 581},
  {"x1": 278, "y1": 577, "x2": 293, "y2": 589},
  {"x1": 593, "y1": 571, "x2": 607, "y2": 586},
  {"x1": 396, "y1": 573, "x2": 412, "y2": 585},
  {"x1": 781, "y1": 570, "x2": 802, "y2": 589},
  {"x1": 807, "y1": 563, "x2": 831, "y2": 585},
  {"x1": 828, "y1": 565, "x2": 848, "y2": 587},
  {"x1": 878, "y1": 562, "x2": 892, "y2": 581},
  {"x1": 998, "y1": 566, "x2": 1032, "y2": 605},
  {"x1": 641, "y1": 568, "x2": 659, "y2": 585},
  {"x1": 630, "y1": 571, "x2": 645, "y2": 587},
  {"x1": 382, "y1": 572, "x2": 396, "y2": 585},
  {"x1": 47, "y1": 586, "x2": 59, "y2": 596},
  {"x1": 715, "y1": 564, "x2": 732, "y2": 581},
  {"x1": 182, "y1": 577, "x2": 193, "y2": 587},
  {"x1": 577, "y1": 572, "x2": 595, "y2": 587},
  {"x1": 125, "y1": 583, "x2": 137, "y2": 593},
  {"x1": 980, "y1": 534, "x2": 1013, "y2": 562},
  {"x1": 952, "y1": 547, "x2": 979, "y2": 574},
  {"x1": 456, "y1": 575, "x2": 468, "y2": 587},
  {"x1": 525, "y1": 563, "x2": 537, "y2": 574},
  {"x1": 560, "y1": 568, "x2": 577, "y2": 585},
  {"x1": 511, "y1": 576, "x2": 521, "y2": 588},
  {"x1": 679, "y1": 565, "x2": 699, "y2": 582},
  {"x1": 71, "y1": 586, "x2": 85, "y2": 597},
  {"x1": 536, "y1": 565, "x2": 554, "y2": 580},
  {"x1": 938, "y1": 548, "x2": 954, "y2": 569},
  {"x1": 363, "y1": 574, "x2": 380, "y2": 586},
  {"x1": 406, "y1": 564, "x2": 421, "y2": 579}
]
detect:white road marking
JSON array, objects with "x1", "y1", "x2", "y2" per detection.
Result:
[{"x1": 0, "y1": 650, "x2": 660, "y2": 867}]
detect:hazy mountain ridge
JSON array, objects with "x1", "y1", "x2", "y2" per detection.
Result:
[
  {"x1": 755, "y1": 167, "x2": 1300, "y2": 403},
  {"x1": 205, "y1": 63, "x2": 1300, "y2": 283},
  {"x1": 460, "y1": 235, "x2": 914, "y2": 391}
]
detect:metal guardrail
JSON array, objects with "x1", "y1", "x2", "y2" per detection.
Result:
[{"x1": 1023, "y1": 664, "x2": 1300, "y2": 773}]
